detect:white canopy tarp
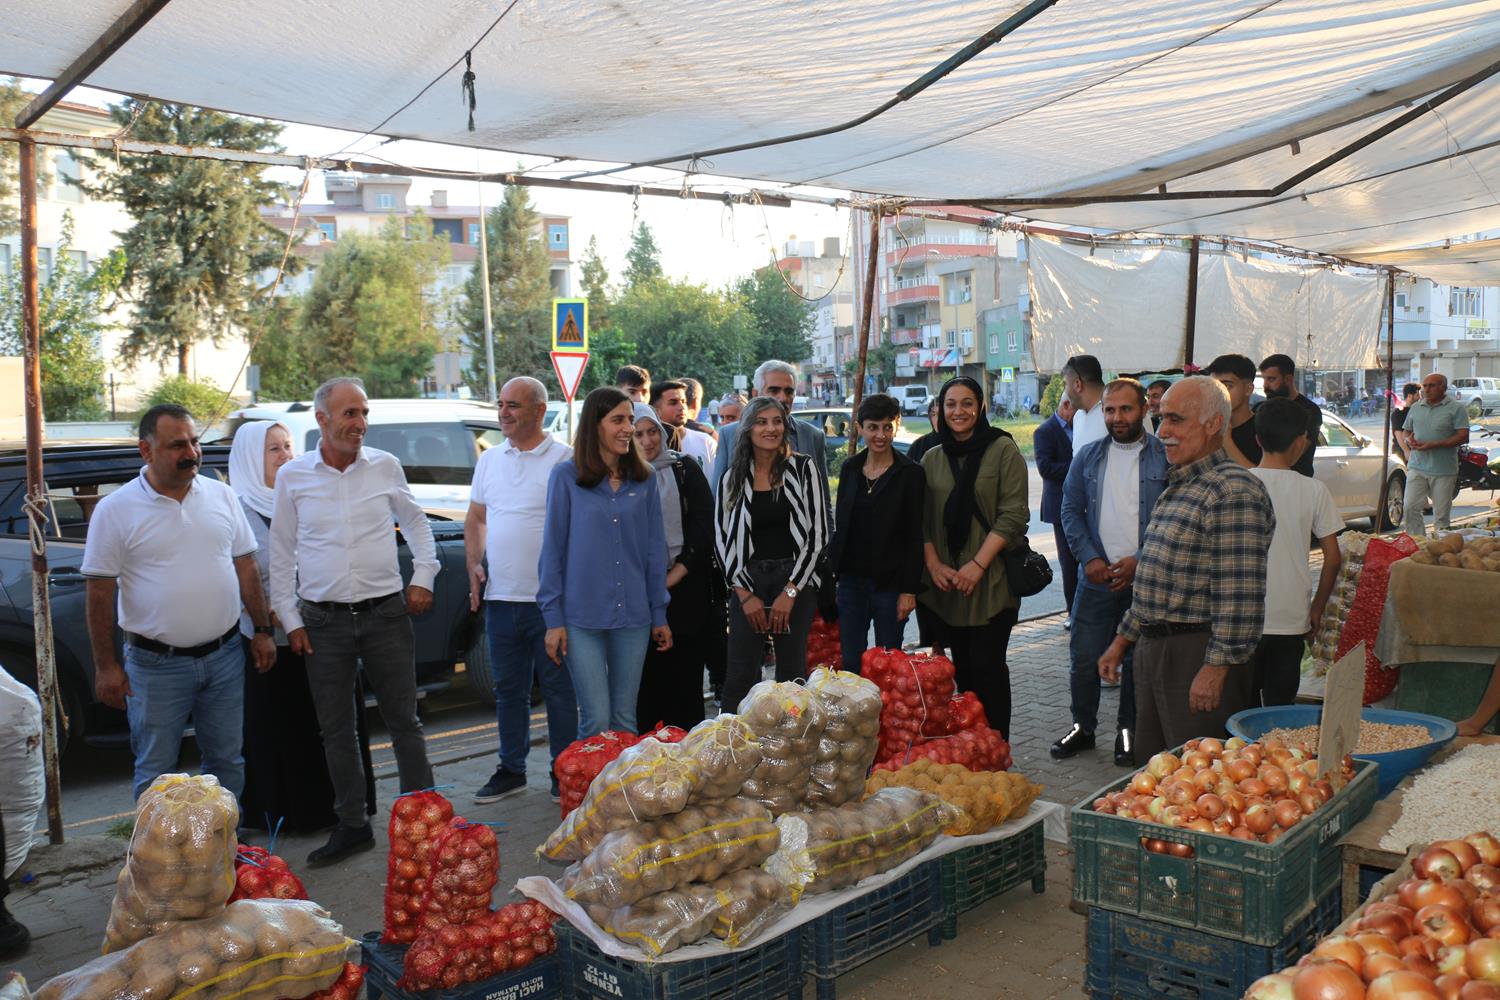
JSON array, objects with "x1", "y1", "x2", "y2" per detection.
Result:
[
  {"x1": 5, "y1": 0, "x2": 1500, "y2": 267},
  {"x1": 1028, "y1": 237, "x2": 1383, "y2": 371},
  {"x1": 1343, "y1": 239, "x2": 1500, "y2": 287}
]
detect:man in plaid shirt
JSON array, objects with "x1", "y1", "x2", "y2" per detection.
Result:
[{"x1": 1097, "y1": 376, "x2": 1275, "y2": 760}]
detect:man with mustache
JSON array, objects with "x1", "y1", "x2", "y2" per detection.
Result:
[
  {"x1": 1097, "y1": 376, "x2": 1274, "y2": 760},
  {"x1": 1053, "y1": 379, "x2": 1168, "y2": 767},
  {"x1": 82, "y1": 404, "x2": 276, "y2": 799}
]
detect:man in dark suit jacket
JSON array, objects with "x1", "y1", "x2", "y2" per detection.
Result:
[{"x1": 1034, "y1": 396, "x2": 1077, "y2": 615}]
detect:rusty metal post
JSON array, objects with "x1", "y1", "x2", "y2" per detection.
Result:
[
  {"x1": 20, "y1": 138, "x2": 66, "y2": 844},
  {"x1": 850, "y1": 208, "x2": 882, "y2": 454},
  {"x1": 1375, "y1": 270, "x2": 1397, "y2": 532},
  {"x1": 1183, "y1": 237, "x2": 1201, "y2": 367}
]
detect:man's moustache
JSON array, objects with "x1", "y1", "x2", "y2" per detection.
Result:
[{"x1": 176, "y1": 459, "x2": 199, "y2": 470}]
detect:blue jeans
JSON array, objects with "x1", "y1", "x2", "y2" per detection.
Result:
[
  {"x1": 1068, "y1": 584, "x2": 1136, "y2": 735},
  {"x1": 486, "y1": 601, "x2": 577, "y2": 775},
  {"x1": 124, "y1": 637, "x2": 246, "y2": 800},
  {"x1": 835, "y1": 575, "x2": 905, "y2": 674},
  {"x1": 565, "y1": 625, "x2": 651, "y2": 736}
]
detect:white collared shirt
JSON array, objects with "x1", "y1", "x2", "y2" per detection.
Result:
[
  {"x1": 1098, "y1": 438, "x2": 1144, "y2": 564},
  {"x1": 470, "y1": 435, "x2": 572, "y2": 602},
  {"x1": 270, "y1": 446, "x2": 439, "y2": 632},
  {"x1": 1072, "y1": 401, "x2": 1108, "y2": 453},
  {"x1": 81, "y1": 471, "x2": 256, "y2": 646}
]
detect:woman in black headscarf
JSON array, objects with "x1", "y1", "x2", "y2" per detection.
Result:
[{"x1": 917, "y1": 376, "x2": 1030, "y2": 739}]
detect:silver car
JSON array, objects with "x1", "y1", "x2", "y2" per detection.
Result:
[
  {"x1": 1450, "y1": 377, "x2": 1500, "y2": 418},
  {"x1": 1312, "y1": 409, "x2": 1406, "y2": 530}
]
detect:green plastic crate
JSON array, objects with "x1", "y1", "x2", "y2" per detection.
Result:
[
  {"x1": 1070, "y1": 754, "x2": 1377, "y2": 947},
  {"x1": 938, "y1": 822, "x2": 1046, "y2": 939}
]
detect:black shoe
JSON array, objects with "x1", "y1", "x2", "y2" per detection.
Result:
[
  {"x1": 1050, "y1": 725, "x2": 1095, "y2": 759},
  {"x1": 0, "y1": 902, "x2": 29, "y2": 960},
  {"x1": 307, "y1": 823, "x2": 375, "y2": 867},
  {"x1": 475, "y1": 768, "x2": 527, "y2": 803},
  {"x1": 1115, "y1": 729, "x2": 1135, "y2": 768},
  {"x1": 550, "y1": 776, "x2": 561, "y2": 803}
]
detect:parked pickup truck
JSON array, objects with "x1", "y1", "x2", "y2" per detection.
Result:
[{"x1": 0, "y1": 442, "x2": 497, "y2": 749}]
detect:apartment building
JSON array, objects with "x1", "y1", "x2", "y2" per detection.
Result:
[
  {"x1": 774, "y1": 237, "x2": 853, "y2": 400},
  {"x1": 1391, "y1": 271, "x2": 1500, "y2": 383}
]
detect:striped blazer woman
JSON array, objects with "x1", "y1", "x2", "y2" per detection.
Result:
[{"x1": 714, "y1": 451, "x2": 829, "y2": 594}]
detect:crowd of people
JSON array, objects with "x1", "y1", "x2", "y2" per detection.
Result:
[{"x1": 65, "y1": 349, "x2": 1483, "y2": 881}]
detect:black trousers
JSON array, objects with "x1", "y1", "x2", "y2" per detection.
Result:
[
  {"x1": 1250, "y1": 634, "x2": 1305, "y2": 708},
  {"x1": 1052, "y1": 521, "x2": 1078, "y2": 614},
  {"x1": 945, "y1": 607, "x2": 1020, "y2": 741},
  {"x1": 637, "y1": 628, "x2": 710, "y2": 733}
]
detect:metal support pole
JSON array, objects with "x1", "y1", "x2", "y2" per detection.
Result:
[
  {"x1": 1376, "y1": 271, "x2": 1397, "y2": 531},
  {"x1": 1183, "y1": 237, "x2": 1201, "y2": 367},
  {"x1": 20, "y1": 139, "x2": 65, "y2": 845},
  {"x1": 851, "y1": 208, "x2": 882, "y2": 452},
  {"x1": 476, "y1": 177, "x2": 497, "y2": 403}
]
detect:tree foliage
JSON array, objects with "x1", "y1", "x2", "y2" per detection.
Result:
[
  {"x1": 81, "y1": 101, "x2": 296, "y2": 374},
  {"x1": 623, "y1": 221, "x2": 663, "y2": 289},
  {"x1": 244, "y1": 297, "x2": 316, "y2": 401},
  {"x1": 146, "y1": 375, "x2": 229, "y2": 422},
  {"x1": 460, "y1": 184, "x2": 555, "y2": 397},
  {"x1": 843, "y1": 340, "x2": 898, "y2": 392},
  {"x1": 0, "y1": 214, "x2": 116, "y2": 420},
  {"x1": 736, "y1": 265, "x2": 814, "y2": 364},
  {"x1": 0, "y1": 80, "x2": 28, "y2": 238},
  {"x1": 579, "y1": 234, "x2": 612, "y2": 333},
  {"x1": 1039, "y1": 372, "x2": 1065, "y2": 417},
  {"x1": 609, "y1": 279, "x2": 755, "y2": 398}
]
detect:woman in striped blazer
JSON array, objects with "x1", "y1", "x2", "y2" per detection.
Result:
[{"x1": 715, "y1": 396, "x2": 829, "y2": 710}]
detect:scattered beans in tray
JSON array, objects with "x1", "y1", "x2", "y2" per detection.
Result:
[{"x1": 1261, "y1": 722, "x2": 1433, "y2": 754}]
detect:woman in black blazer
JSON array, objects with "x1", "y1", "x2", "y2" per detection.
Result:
[{"x1": 829, "y1": 393, "x2": 925, "y2": 673}]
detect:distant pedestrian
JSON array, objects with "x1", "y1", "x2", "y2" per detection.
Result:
[
  {"x1": 1391, "y1": 382, "x2": 1421, "y2": 462},
  {"x1": 83, "y1": 405, "x2": 276, "y2": 800},
  {"x1": 1098, "y1": 376, "x2": 1274, "y2": 761},
  {"x1": 539, "y1": 387, "x2": 672, "y2": 736},
  {"x1": 1034, "y1": 396, "x2": 1078, "y2": 616},
  {"x1": 1402, "y1": 372, "x2": 1469, "y2": 537},
  {"x1": 1063, "y1": 355, "x2": 1107, "y2": 453},
  {"x1": 465, "y1": 377, "x2": 578, "y2": 803},
  {"x1": 716, "y1": 392, "x2": 746, "y2": 428},
  {"x1": 1257, "y1": 355, "x2": 1322, "y2": 477},
  {"x1": 615, "y1": 365, "x2": 651, "y2": 404},
  {"x1": 1146, "y1": 379, "x2": 1171, "y2": 435},
  {"x1": 652, "y1": 378, "x2": 717, "y2": 468},
  {"x1": 717, "y1": 396, "x2": 829, "y2": 710},
  {"x1": 1205, "y1": 354, "x2": 1261, "y2": 468},
  {"x1": 271, "y1": 377, "x2": 437, "y2": 865}
]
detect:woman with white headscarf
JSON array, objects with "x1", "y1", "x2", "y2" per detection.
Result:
[{"x1": 631, "y1": 404, "x2": 716, "y2": 729}]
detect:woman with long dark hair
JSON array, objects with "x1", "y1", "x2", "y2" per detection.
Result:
[
  {"x1": 918, "y1": 376, "x2": 1030, "y2": 739},
  {"x1": 539, "y1": 388, "x2": 672, "y2": 736},
  {"x1": 715, "y1": 396, "x2": 829, "y2": 709}
]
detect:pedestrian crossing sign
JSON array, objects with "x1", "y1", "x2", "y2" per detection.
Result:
[{"x1": 553, "y1": 299, "x2": 588, "y2": 352}]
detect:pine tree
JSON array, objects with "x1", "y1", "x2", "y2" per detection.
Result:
[
  {"x1": 460, "y1": 183, "x2": 555, "y2": 396},
  {"x1": 81, "y1": 100, "x2": 296, "y2": 374},
  {"x1": 624, "y1": 221, "x2": 663, "y2": 289},
  {"x1": 579, "y1": 235, "x2": 612, "y2": 332}
]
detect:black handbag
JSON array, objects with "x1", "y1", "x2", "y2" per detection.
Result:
[{"x1": 1000, "y1": 534, "x2": 1053, "y2": 598}]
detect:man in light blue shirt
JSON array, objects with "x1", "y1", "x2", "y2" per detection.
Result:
[{"x1": 1402, "y1": 372, "x2": 1469, "y2": 536}]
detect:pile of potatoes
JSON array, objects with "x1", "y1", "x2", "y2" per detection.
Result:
[
  {"x1": 804, "y1": 670, "x2": 882, "y2": 809},
  {"x1": 736, "y1": 681, "x2": 829, "y2": 816},
  {"x1": 865, "y1": 760, "x2": 1043, "y2": 837},
  {"x1": 765, "y1": 788, "x2": 959, "y2": 894},
  {"x1": 680, "y1": 714, "x2": 763, "y2": 804},
  {"x1": 1408, "y1": 532, "x2": 1500, "y2": 571},
  {"x1": 560, "y1": 798, "x2": 778, "y2": 908},
  {"x1": 103, "y1": 774, "x2": 239, "y2": 952},
  {"x1": 39, "y1": 900, "x2": 349, "y2": 1000},
  {"x1": 581, "y1": 868, "x2": 792, "y2": 956},
  {"x1": 541, "y1": 739, "x2": 700, "y2": 862}
]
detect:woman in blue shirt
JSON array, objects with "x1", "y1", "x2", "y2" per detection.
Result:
[{"x1": 540, "y1": 387, "x2": 672, "y2": 736}]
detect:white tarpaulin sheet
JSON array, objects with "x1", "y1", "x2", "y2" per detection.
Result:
[
  {"x1": 1030, "y1": 238, "x2": 1382, "y2": 371},
  {"x1": 5, "y1": 1, "x2": 1500, "y2": 260},
  {"x1": 1345, "y1": 239, "x2": 1500, "y2": 287}
]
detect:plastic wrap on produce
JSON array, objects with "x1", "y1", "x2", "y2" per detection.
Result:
[
  {"x1": 679, "y1": 714, "x2": 762, "y2": 803},
  {"x1": 0, "y1": 973, "x2": 31, "y2": 1000},
  {"x1": 736, "y1": 681, "x2": 828, "y2": 816},
  {"x1": 764, "y1": 787, "x2": 959, "y2": 894},
  {"x1": 102, "y1": 773, "x2": 239, "y2": 953},
  {"x1": 804, "y1": 669, "x2": 881, "y2": 808},
  {"x1": 541, "y1": 739, "x2": 697, "y2": 862},
  {"x1": 561, "y1": 798, "x2": 777, "y2": 908},
  {"x1": 38, "y1": 899, "x2": 350, "y2": 1000},
  {"x1": 580, "y1": 868, "x2": 793, "y2": 957}
]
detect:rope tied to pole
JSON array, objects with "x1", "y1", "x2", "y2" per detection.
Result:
[
  {"x1": 23, "y1": 495, "x2": 49, "y2": 557},
  {"x1": 461, "y1": 50, "x2": 478, "y2": 132}
]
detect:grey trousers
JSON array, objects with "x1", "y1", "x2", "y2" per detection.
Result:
[
  {"x1": 1133, "y1": 632, "x2": 1254, "y2": 761},
  {"x1": 300, "y1": 593, "x2": 433, "y2": 826}
]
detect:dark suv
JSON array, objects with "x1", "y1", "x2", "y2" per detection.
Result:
[{"x1": 0, "y1": 443, "x2": 493, "y2": 748}]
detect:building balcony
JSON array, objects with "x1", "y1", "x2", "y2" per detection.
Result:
[
  {"x1": 890, "y1": 327, "x2": 924, "y2": 346},
  {"x1": 888, "y1": 283, "x2": 939, "y2": 305},
  {"x1": 887, "y1": 242, "x2": 996, "y2": 267}
]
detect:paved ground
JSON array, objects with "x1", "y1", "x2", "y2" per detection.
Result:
[{"x1": 3, "y1": 613, "x2": 1117, "y2": 998}]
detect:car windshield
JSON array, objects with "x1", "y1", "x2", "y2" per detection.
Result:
[{"x1": 1455, "y1": 379, "x2": 1479, "y2": 388}]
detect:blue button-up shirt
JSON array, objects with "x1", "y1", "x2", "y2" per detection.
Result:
[{"x1": 538, "y1": 460, "x2": 670, "y2": 631}]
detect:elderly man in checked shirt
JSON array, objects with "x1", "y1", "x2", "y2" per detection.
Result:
[{"x1": 1097, "y1": 376, "x2": 1275, "y2": 761}]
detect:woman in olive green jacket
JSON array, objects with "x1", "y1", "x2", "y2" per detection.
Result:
[{"x1": 919, "y1": 376, "x2": 1030, "y2": 739}]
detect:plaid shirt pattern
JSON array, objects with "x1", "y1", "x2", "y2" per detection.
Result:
[{"x1": 1118, "y1": 449, "x2": 1275, "y2": 666}]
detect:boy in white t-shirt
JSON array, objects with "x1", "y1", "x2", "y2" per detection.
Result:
[{"x1": 1249, "y1": 398, "x2": 1344, "y2": 706}]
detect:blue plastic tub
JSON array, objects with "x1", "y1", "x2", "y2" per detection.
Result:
[{"x1": 1226, "y1": 705, "x2": 1457, "y2": 798}]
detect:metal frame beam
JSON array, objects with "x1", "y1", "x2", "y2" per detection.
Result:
[{"x1": 15, "y1": 0, "x2": 174, "y2": 129}]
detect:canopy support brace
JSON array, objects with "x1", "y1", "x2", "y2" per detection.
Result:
[
  {"x1": 15, "y1": 0, "x2": 174, "y2": 129},
  {"x1": 1183, "y1": 237, "x2": 1201, "y2": 367},
  {"x1": 1376, "y1": 272, "x2": 1397, "y2": 532},
  {"x1": 851, "y1": 207, "x2": 884, "y2": 450}
]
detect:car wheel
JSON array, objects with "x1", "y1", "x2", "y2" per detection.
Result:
[
  {"x1": 464, "y1": 634, "x2": 496, "y2": 706},
  {"x1": 1378, "y1": 471, "x2": 1405, "y2": 532}
]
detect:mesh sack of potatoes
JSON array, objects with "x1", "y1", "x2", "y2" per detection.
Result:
[
  {"x1": 541, "y1": 738, "x2": 699, "y2": 862},
  {"x1": 735, "y1": 681, "x2": 829, "y2": 816},
  {"x1": 706, "y1": 868, "x2": 794, "y2": 948},
  {"x1": 580, "y1": 868, "x2": 792, "y2": 957},
  {"x1": 679, "y1": 714, "x2": 763, "y2": 803},
  {"x1": 102, "y1": 773, "x2": 240, "y2": 953},
  {"x1": 560, "y1": 798, "x2": 778, "y2": 909},
  {"x1": 803, "y1": 669, "x2": 882, "y2": 808},
  {"x1": 38, "y1": 899, "x2": 351, "y2": 1000},
  {"x1": 764, "y1": 787, "x2": 959, "y2": 894}
]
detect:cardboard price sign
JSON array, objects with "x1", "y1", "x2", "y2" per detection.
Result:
[{"x1": 1318, "y1": 641, "x2": 1365, "y2": 790}]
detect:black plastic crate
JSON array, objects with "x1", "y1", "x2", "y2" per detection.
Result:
[
  {"x1": 361, "y1": 931, "x2": 560, "y2": 1000},
  {"x1": 1085, "y1": 886, "x2": 1342, "y2": 1000},
  {"x1": 556, "y1": 921, "x2": 803, "y2": 1000},
  {"x1": 938, "y1": 823, "x2": 1047, "y2": 939},
  {"x1": 803, "y1": 861, "x2": 943, "y2": 1000},
  {"x1": 1071, "y1": 754, "x2": 1377, "y2": 946}
]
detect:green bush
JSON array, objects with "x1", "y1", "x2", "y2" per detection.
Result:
[
  {"x1": 146, "y1": 376, "x2": 231, "y2": 425},
  {"x1": 1039, "y1": 373, "x2": 1065, "y2": 417}
]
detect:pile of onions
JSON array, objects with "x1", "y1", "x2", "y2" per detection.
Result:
[
  {"x1": 1091, "y1": 736, "x2": 1355, "y2": 848},
  {"x1": 1243, "y1": 830, "x2": 1500, "y2": 1000}
]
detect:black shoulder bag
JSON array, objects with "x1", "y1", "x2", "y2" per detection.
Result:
[{"x1": 969, "y1": 431, "x2": 1053, "y2": 599}]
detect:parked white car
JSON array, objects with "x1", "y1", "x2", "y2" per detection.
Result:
[
  {"x1": 891, "y1": 384, "x2": 934, "y2": 416},
  {"x1": 1313, "y1": 409, "x2": 1407, "y2": 530},
  {"x1": 1450, "y1": 377, "x2": 1500, "y2": 418}
]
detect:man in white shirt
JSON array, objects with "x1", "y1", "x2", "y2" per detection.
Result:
[
  {"x1": 465, "y1": 377, "x2": 577, "y2": 804},
  {"x1": 82, "y1": 405, "x2": 276, "y2": 799},
  {"x1": 1249, "y1": 398, "x2": 1343, "y2": 707},
  {"x1": 1064, "y1": 354, "x2": 1108, "y2": 452},
  {"x1": 271, "y1": 377, "x2": 438, "y2": 865},
  {"x1": 651, "y1": 379, "x2": 717, "y2": 468},
  {"x1": 1054, "y1": 381, "x2": 1169, "y2": 766}
]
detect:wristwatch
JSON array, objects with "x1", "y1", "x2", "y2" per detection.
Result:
[
  {"x1": 783, "y1": 584, "x2": 799, "y2": 600},
  {"x1": 254, "y1": 625, "x2": 275, "y2": 636}
]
